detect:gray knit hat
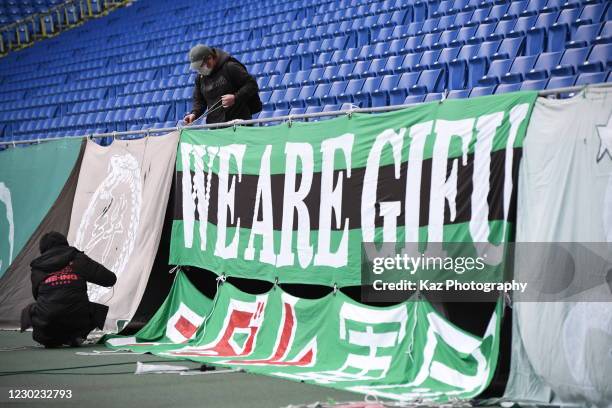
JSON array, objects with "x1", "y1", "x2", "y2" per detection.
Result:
[{"x1": 189, "y1": 44, "x2": 213, "y2": 69}]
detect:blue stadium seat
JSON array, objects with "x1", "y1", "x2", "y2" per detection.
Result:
[
  {"x1": 306, "y1": 83, "x2": 332, "y2": 106},
  {"x1": 347, "y1": 60, "x2": 372, "y2": 79},
  {"x1": 410, "y1": 69, "x2": 445, "y2": 94},
  {"x1": 470, "y1": 85, "x2": 495, "y2": 97},
  {"x1": 557, "y1": 7, "x2": 581, "y2": 29},
  {"x1": 567, "y1": 23, "x2": 603, "y2": 48},
  {"x1": 277, "y1": 87, "x2": 301, "y2": 109},
  {"x1": 385, "y1": 39, "x2": 408, "y2": 56},
  {"x1": 504, "y1": 0, "x2": 528, "y2": 19},
  {"x1": 371, "y1": 74, "x2": 401, "y2": 107},
  {"x1": 369, "y1": 57, "x2": 389, "y2": 76},
  {"x1": 576, "y1": 71, "x2": 608, "y2": 85},
  {"x1": 290, "y1": 85, "x2": 317, "y2": 108},
  {"x1": 579, "y1": 43, "x2": 612, "y2": 72},
  {"x1": 265, "y1": 89, "x2": 286, "y2": 111},
  {"x1": 404, "y1": 94, "x2": 426, "y2": 104},
  {"x1": 424, "y1": 92, "x2": 444, "y2": 102},
  {"x1": 432, "y1": 46, "x2": 461, "y2": 70},
  {"x1": 471, "y1": 7, "x2": 491, "y2": 25},
  {"x1": 520, "y1": 79, "x2": 548, "y2": 90},
  {"x1": 503, "y1": 55, "x2": 538, "y2": 82},
  {"x1": 551, "y1": 47, "x2": 590, "y2": 76},
  {"x1": 354, "y1": 76, "x2": 383, "y2": 107},
  {"x1": 337, "y1": 78, "x2": 366, "y2": 103},
  {"x1": 321, "y1": 81, "x2": 349, "y2": 105},
  {"x1": 414, "y1": 50, "x2": 441, "y2": 70},
  {"x1": 580, "y1": 3, "x2": 606, "y2": 24},
  {"x1": 486, "y1": 4, "x2": 509, "y2": 23},
  {"x1": 546, "y1": 75, "x2": 576, "y2": 89},
  {"x1": 479, "y1": 59, "x2": 514, "y2": 86},
  {"x1": 304, "y1": 68, "x2": 326, "y2": 85},
  {"x1": 525, "y1": 51, "x2": 563, "y2": 79},
  {"x1": 333, "y1": 63, "x2": 356, "y2": 81},
  {"x1": 493, "y1": 37, "x2": 524, "y2": 60},
  {"x1": 305, "y1": 106, "x2": 324, "y2": 114},
  {"x1": 451, "y1": 26, "x2": 477, "y2": 46},
  {"x1": 494, "y1": 82, "x2": 521, "y2": 94},
  {"x1": 437, "y1": 28, "x2": 460, "y2": 48},
  {"x1": 403, "y1": 52, "x2": 424, "y2": 71},
  {"x1": 289, "y1": 107, "x2": 306, "y2": 115},
  {"x1": 389, "y1": 72, "x2": 420, "y2": 104},
  {"x1": 322, "y1": 65, "x2": 340, "y2": 82},
  {"x1": 593, "y1": 21, "x2": 612, "y2": 45}
]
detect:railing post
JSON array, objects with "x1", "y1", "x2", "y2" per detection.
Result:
[
  {"x1": 86, "y1": 0, "x2": 93, "y2": 17},
  {"x1": 40, "y1": 15, "x2": 45, "y2": 38}
]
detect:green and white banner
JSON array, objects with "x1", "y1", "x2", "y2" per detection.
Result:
[
  {"x1": 170, "y1": 92, "x2": 537, "y2": 286},
  {"x1": 107, "y1": 270, "x2": 502, "y2": 403},
  {"x1": 0, "y1": 139, "x2": 81, "y2": 278}
]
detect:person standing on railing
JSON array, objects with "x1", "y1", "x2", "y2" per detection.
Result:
[{"x1": 183, "y1": 45, "x2": 261, "y2": 125}]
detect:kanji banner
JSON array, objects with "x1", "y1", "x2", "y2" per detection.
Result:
[
  {"x1": 0, "y1": 139, "x2": 81, "y2": 278},
  {"x1": 68, "y1": 132, "x2": 179, "y2": 331},
  {"x1": 107, "y1": 270, "x2": 502, "y2": 403},
  {"x1": 170, "y1": 92, "x2": 536, "y2": 286}
]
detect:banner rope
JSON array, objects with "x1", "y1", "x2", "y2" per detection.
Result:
[
  {"x1": 199, "y1": 273, "x2": 226, "y2": 335},
  {"x1": 405, "y1": 298, "x2": 419, "y2": 362}
]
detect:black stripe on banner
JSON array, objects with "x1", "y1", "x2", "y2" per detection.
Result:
[{"x1": 173, "y1": 148, "x2": 520, "y2": 231}]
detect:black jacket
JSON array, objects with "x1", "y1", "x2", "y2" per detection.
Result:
[
  {"x1": 25, "y1": 245, "x2": 116, "y2": 346},
  {"x1": 191, "y1": 48, "x2": 259, "y2": 124}
]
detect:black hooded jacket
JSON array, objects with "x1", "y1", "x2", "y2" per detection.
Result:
[
  {"x1": 24, "y1": 232, "x2": 116, "y2": 346},
  {"x1": 191, "y1": 48, "x2": 259, "y2": 124}
]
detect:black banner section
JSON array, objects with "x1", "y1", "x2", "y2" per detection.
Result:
[{"x1": 173, "y1": 148, "x2": 522, "y2": 231}]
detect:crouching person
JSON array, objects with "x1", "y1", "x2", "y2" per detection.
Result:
[{"x1": 20, "y1": 232, "x2": 117, "y2": 347}]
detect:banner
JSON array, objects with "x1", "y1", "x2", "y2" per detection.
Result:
[
  {"x1": 504, "y1": 88, "x2": 612, "y2": 407},
  {"x1": 0, "y1": 141, "x2": 84, "y2": 329},
  {"x1": 170, "y1": 92, "x2": 537, "y2": 286},
  {"x1": 0, "y1": 139, "x2": 81, "y2": 278},
  {"x1": 68, "y1": 133, "x2": 179, "y2": 331},
  {"x1": 107, "y1": 270, "x2": 502, "y2": 403}
]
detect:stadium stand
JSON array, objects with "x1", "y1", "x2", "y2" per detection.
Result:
[
  {"x1": 0, "y1": 0, "x2": 610, "y2": 142},
  {"x1": 0, "y1": 0, "x2": 65, "y2": 26}
]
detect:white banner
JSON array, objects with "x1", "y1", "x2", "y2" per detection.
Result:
[
  {"x1": 68, "y1": 133, "x2": 179, "y2": 331},
  {"x1": 505, "y1": 88, "x2": 612, "y2": 408}
]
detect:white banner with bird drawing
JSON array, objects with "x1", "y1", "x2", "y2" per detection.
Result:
[{"x1": 68, "y1": 132, "x2": 178, "y2": 331}]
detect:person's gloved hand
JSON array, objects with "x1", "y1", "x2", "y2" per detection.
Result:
[
  {"x1": 221, "y1": 94, "x2": 235, "y2": 108},
  {"x1": 183, "y1": 113, "x2": 196, "y2": 124}
]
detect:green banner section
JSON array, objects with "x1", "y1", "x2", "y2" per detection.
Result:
[
  {"x1": 170, "y1": 92, "x2": 536, "y2": 286},
  {"x1": 106, "y1": 270, "x2": 502, "y2": 403},
  {"x1": 0, "y1": 139, "x2": 81, "y2": 277}
]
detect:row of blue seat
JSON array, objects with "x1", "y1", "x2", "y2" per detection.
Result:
[
  {"x1": 2, "y1": 16, "x2": 609, "y2": 102},
  {"x1": 259, "y1": 68, "x2": 611, "y2": 109},
  {"x1": 16, "y1": 104, "x2": 172, "y2": 134},
  {"x1": 1, "y1": 0, "x2": 610, "y2": 141}
]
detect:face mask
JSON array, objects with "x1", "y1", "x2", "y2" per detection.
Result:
[{"x1": 198, "y1": 65, "x2": 212, "y2": 76}]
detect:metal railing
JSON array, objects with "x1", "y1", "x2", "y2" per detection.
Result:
[
  {"x1": 0, "y1": 0, "x2": 131, "y2": 57},
  {"x1": 1, "y1": 82, "x2": 610, "y2": 148}
]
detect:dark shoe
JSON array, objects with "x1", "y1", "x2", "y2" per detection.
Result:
[{"x1": 68, "y1": 337, "x2": 85, "y2": 347}]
